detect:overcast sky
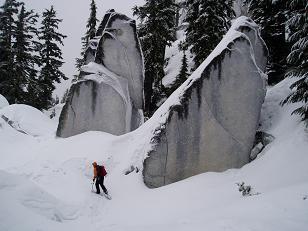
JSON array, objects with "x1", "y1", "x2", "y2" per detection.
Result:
[{"x1": 0, "y1": 0, "x2": 145, "y2": 97}]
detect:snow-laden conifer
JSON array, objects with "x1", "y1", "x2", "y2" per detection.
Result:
[
  {"x1": 247, "y1": 0, "x2": 289, "y2": 85},
  {"x1": 0, "y1": 0, "x2": 21, "y2": 103},
  {"x1": 75, "y1": 0, "x2": 98, "y2": 71},
  {"x1": 38, "y1": 6, "x2": 67, "y2": 110},
  {"x1": 167, "y1": 50, "x2": 189, "y2": 96},
  {"x1": 185, "y1": 0, "x2": 234, "y2": 69},
  {"x1": 14, "y1": 5, "x2": 40, "y2": 105},
  {"x1": 133, "y1": 0, "x2": 177, "y2": 117},
  {"x1": 282, "y1": 0, "x2": 308, "y2": 122}
]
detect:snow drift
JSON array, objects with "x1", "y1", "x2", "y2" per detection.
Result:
[
  {"x1": 0, "y1": 94, "x2": 9, "y2": 109},
  {"x1": 0, "y1": 170, "x2": 78, "y2": 231},
  {"x1": 142, "y1": 16, "x2": 268, "y2": 188},
  {"x1": 0, "y1": 104, "x2": 56, "y2": 137}
]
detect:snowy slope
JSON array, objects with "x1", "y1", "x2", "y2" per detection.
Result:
[
  {"x1": 0, "y1": 170, "x2": 78, "y2": 231},
  {"x1": 163, "y1": 29, "x2": 194, "y2": 87},
  {"x1": 0, "y1": 77, "x2": 307, "y2": 231},
  {"x1": 0, "y1": 94, "x2": 9, "y2": 109},
  {"x1": 0, "y1": 104, "x2": 56, "y2": 137},
  {"x1": 162, "y1": 1, "x2": 194, "y2": 88}
]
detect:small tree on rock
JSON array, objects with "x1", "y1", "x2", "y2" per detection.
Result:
[
  {"x1": 75, "y1": 0, "x2": 98, "y2": 71},
  {"x1": 167, "y1": 50, "x2": 190, "y2": 96}
]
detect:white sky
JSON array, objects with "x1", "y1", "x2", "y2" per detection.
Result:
[{"x1": 0, "y1": 0, "x2": 145, "y2": 97}]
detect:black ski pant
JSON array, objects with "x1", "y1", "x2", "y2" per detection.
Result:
[{"x1": 95, "y1": 176, "x2": 108, "y2": 194}]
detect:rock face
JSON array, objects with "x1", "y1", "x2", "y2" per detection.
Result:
[
  {"x1": 143, "y1": 17, "x2": 268, "y2": 188},
  {"x1": 57, "y1": 11, "x2": 144, "y2": 138}
]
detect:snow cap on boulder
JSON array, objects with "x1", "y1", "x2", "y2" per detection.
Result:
[{"x1": 0, "y1": 104, "x2": 55, "y2": 136}]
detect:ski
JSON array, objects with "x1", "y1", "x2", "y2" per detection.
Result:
[{"x1": 91, "y1": 190, "x2": 112, "y2": 200}]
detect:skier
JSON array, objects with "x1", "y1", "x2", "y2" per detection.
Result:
[{"x1": 92, "y1": 162, "x2": 109, "y2": 196}]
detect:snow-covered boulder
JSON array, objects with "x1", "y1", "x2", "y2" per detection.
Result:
[
  {"x1": 57, "y1": 11, "x2": 144, "y2": 138},
  {"x1": 143, "y1": 17, "x2": 268, "y2": 188},
  {"x1": 0, "y1": 94, "x2": 9, "y2": 109},
  {"x1": 57, "y1": 64, "x2": 133, "y2": 137},
  {"x1": 0, "y1": 104, "x2": 56, "y2": 137}
]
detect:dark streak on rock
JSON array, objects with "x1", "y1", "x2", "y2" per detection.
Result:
[
  {"x1": 94, "y1": 12, "x2": 144, "y2": 109},
  {"x1": 91, "y1": 82, "x2": 98, "y2": 114},
  {"x1": 143, "y1": 36, "x2": 254, "y2": 183},
  {"x1": 56, "y1": 80, "x2": 96, "y2": 137}
]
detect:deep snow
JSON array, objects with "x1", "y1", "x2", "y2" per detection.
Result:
[
  {"x1": 0, "y1": 94, "x2": 9, "y2": 109},
  {"x1": 0, "y1": 77, "x2": 307, "y2": 231}
]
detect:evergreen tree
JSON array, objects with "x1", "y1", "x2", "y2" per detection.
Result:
[
  {"x1": 75, "y1": 0, "x2": 98, "y2": 71},
  {"x1": 26, "y1": 66, "x2": 42, "y2": 109},
  {"x1": 281, "y1": 0, "x2": 308, "y2": 122},
  {"x1": 38, "y1": 6, "x2": 67, "y2": 110},
  {"x1": 185, "y1": 0, "x2": 234, "y2": 69},
  {"x1": 133, "y1": 0, "x2": 177, "y2": 117},
  {"x1": 167, "y1": 50, "x2": 190, "y2": 96},
  {"x1": 247, "y1": 0, "x2": 290, "y2": 85},
  {"x1": 13, "y1": 4, "x2": 40, "y2": 104},
  {"x1": 0, "y1": 0, "x2": 21, "y2": 103},
  {"x1": 175, "y1": 50, "x2": 189, "y2": 86}
]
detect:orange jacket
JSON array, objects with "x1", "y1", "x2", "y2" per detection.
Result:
[{"x1": 93, "y1": 166, "x2": 98, "y2": 180}]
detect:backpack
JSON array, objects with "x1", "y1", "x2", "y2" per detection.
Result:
[{"x1": 97, "y1": 165, "x2": 107, "y2": 177}]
